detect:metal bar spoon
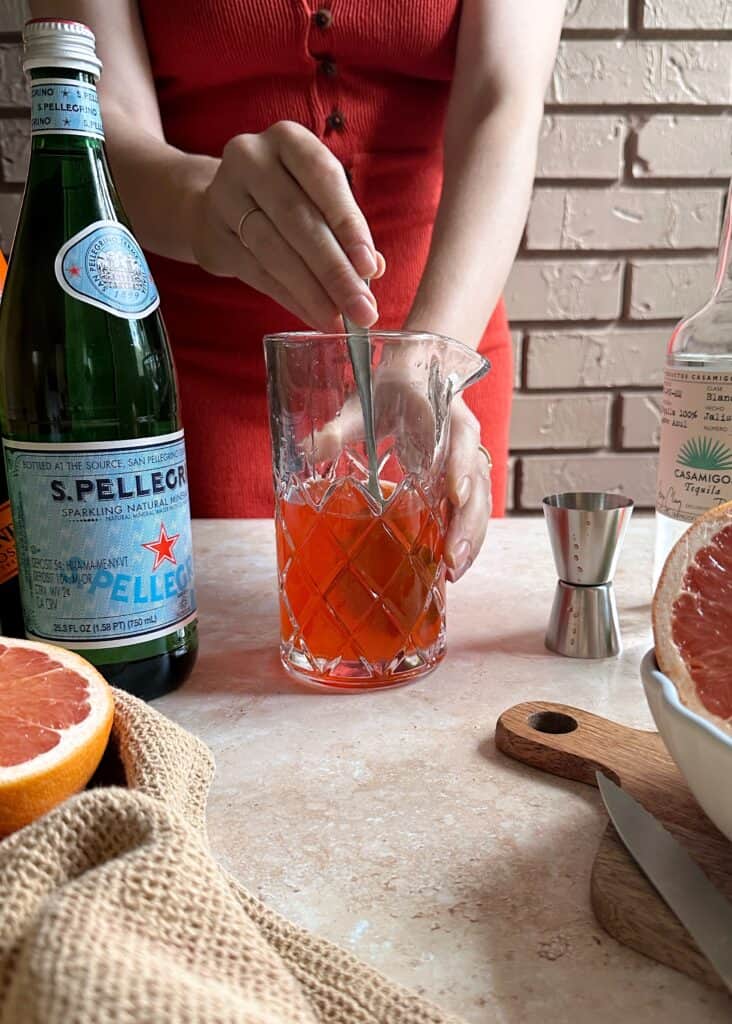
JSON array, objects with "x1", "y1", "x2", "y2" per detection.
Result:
[{"x1": 342, "y1": 280, "x2": 383, "y2": 507}]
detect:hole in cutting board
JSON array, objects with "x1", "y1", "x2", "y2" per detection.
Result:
[{"x1": 528, "y1": 711, "x2": 578, "y2": 735}]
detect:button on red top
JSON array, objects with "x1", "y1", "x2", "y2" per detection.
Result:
[
  {"x1": 313, "y1": 9, "x2": 332, "y2": 29},
  {"x1": 326, "y1": 110, "x2": 345, "y2": 131}
]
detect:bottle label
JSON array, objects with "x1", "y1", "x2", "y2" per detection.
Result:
[
  {"x1": 31, "y1": 78, "x2": 104, "y2": 139},
  {"x1": 0, "y1": 500, "x2": 18, "y2": 586},
  {"x1": 656, "y1": 368, "x2": 732, "y2": 524},
  {"x1": 3, "y1": 431, "x2": 197, "y2": 650},
  {"x1": 55, "y1": 220, "x2": 160, "y2": 320}
]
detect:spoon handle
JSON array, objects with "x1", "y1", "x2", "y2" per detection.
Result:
[{"x1": 343, "y1": 282, "x2": 382, "y2": 506}]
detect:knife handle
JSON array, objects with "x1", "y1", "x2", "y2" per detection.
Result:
[{"x1": 495, "y1": 701, "x2": 661, "y2": 790}]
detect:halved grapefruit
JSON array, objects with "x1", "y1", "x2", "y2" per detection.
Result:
[
  {"x1": 653, "y1": 500, "x2": 732, "y2": 730},
  {"x1": 0, "y1": 637, "x2": 114, "y2": 835}
]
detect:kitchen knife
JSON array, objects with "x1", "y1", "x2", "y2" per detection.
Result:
[{"x1": 596, "y1": 771, "x2": 732, "y2": 993}]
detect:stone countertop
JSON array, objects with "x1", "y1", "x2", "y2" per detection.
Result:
[{"x1": 158, "y1": 517, "x2": 730, "y2": 1024}]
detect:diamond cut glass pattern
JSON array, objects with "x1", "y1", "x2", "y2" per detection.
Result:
[{"x1": 264, "y1": 332, "x2": 489, "y2": 689}]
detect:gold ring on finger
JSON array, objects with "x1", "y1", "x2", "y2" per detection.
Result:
[
  {"x1": 478, "y1": 444, "x2": 493, "y2": 474},
  {"x1": 237, "y1": 204, "x2": 263, "y2": 248}
]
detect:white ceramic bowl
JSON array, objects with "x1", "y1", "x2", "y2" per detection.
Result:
[{"x1": 641, "y1": 649, "x2": 732, "y2": 842}]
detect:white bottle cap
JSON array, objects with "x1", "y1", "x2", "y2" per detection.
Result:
[{"x1": 23, "y1": 19, "x2": 103, "y2": 78}]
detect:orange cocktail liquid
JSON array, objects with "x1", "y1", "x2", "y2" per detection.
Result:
[{"x1": 276, "y1": 477, "x2": 447, "y2": 687}]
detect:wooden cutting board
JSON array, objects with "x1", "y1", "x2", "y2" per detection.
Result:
[{"x1": 495, "y1": 701, "x2": 732, "y2": 991}]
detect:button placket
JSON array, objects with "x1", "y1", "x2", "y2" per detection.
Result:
[{"x1": 308, "y1": 5, "x2": 344, "y2": 139}]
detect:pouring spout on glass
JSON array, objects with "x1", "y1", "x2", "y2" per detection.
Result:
[{"x1": 423, "y1": 333, "x2": 491, "y2": 395}]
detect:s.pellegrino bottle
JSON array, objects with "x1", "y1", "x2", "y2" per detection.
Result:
[
  {"x1": 0, "y1": 20, "x2": 198, "y2": 698},
  {"x1": 654, "y1": 179, "x2": 732, "y2": 585},
  {"x1": 0, "y1": 255, "x2": 23, "y2": 638}
]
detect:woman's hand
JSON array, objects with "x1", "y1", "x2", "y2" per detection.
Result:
[
  {"x1": 312, "y1": 369, "x2": 492, "y2": 583},
  {"x1": 444, "y1": 397, "x2": 492, "y2": 582},
  {"x1": 362, "y1": 373, "x2": 492, "y2": 582},
  {"x1": 189, "y1": 121, "x2": 384, "y2": 331}
]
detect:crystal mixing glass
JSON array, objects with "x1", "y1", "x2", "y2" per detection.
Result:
[{"x1": 265, "y1": 331, "x2": 488, "y2": 689}]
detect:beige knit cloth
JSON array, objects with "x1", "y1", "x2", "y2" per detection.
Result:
[{"x1": 0, "y1": 690, "x2": 465, "y2": 1024}]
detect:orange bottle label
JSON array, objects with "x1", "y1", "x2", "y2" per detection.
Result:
[{"x1": 0, "y1": 500, "x2": 18, "y2": 585}]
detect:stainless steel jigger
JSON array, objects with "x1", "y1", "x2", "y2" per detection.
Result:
[{"x1": 542, "y1": 492, "x2": 634, "y2": 659}]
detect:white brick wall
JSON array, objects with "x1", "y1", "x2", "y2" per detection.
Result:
[
  {"x1": 509, "y1": 0, "x2": 731, "y2": 512},
  {"x1": 0, "y1": 1, "x2": 728, "y2": 513},
  {"x1": 505, "y1": 260, "x2": 624, "y2": 320},
  {"x1": 0, "y1": 119, "x2": 29, "y2": 183},
  {"x1": 510, "y1": 393, "x2": 612, "y2": 449},
  {"x1": 525, "y1": 188, "x2": 722, "y2": 250},
  {"x1": 0, "y1": 44, "x2": 27, "y2": 106},
  {"x1": 634, "y1": 116, "x2": 732, "y2": 179},
  {"x1": 628, "y1": 259, "x2": 716, "y2": 318},
  {"x1": 564, "y1": 0, "x2": 628, "y2": 29},
  {"x1": 525, "y1": 329, "x2": 667, "y2": 389},
  {"x1": 620, "y1": 392, "x2": 663, "y2": 448},
  {"x1": 642, "y1": 1, "x2": 732, "y2": 29},
  {"x1": 519, "y1": 453, "x2": 659, "y2": 508},
  {"x1": 0, "y1": 194, "x2": 21, "y2": 253},
  {"x1": 538, "y1": 116, "x2": 624, "y2": 179},
  {"x1": 0, "y1": 8, "x2": 30, "y2": 254}
]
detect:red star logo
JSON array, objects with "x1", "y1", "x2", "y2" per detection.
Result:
[
  {"x1": 142, "y1": 522, "x2": 180, "y2": 572},
  {"x1": 68, "y1": 264, "x2": 81, "y2": 277}
]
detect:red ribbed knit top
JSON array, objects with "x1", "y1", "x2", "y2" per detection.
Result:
[{"x1": 138, "y1": 0, "x2": 512, "y2": 517}]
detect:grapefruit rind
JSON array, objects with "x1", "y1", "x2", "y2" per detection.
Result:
[
  {"x1": 653, "y1": 500, "x2": 732, "y2": 734},
  {"x1": 0, "y1": 638, "x2": 114, "y2": 836}
]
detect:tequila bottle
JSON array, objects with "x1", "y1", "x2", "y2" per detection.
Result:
[{"x1": 654, "y1": 181, "x2": 732, "y2": 583}]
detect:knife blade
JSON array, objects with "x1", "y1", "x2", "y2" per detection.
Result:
[{"x1": 596, "y1": 771, "x2": 732, "y2": 992}]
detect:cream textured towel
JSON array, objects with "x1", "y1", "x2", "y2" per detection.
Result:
[{"x1": 0, "y1": 691, "x2": 463, "y2": 1024}]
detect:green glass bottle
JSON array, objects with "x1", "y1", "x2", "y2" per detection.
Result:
[{"x1": 0, "y1": 19, "x2": 198, "y2": 699}]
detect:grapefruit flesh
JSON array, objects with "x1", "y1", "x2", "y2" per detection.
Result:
[
  {"x1": 0, "y1": 638, "x2": 114, "y2": 835},
  {"x1": 654, "y1": 501, "x2": 732, "y2": 729},
  {"x1": 670, "y1": 523, "x2": 732, "y2": 720}
]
